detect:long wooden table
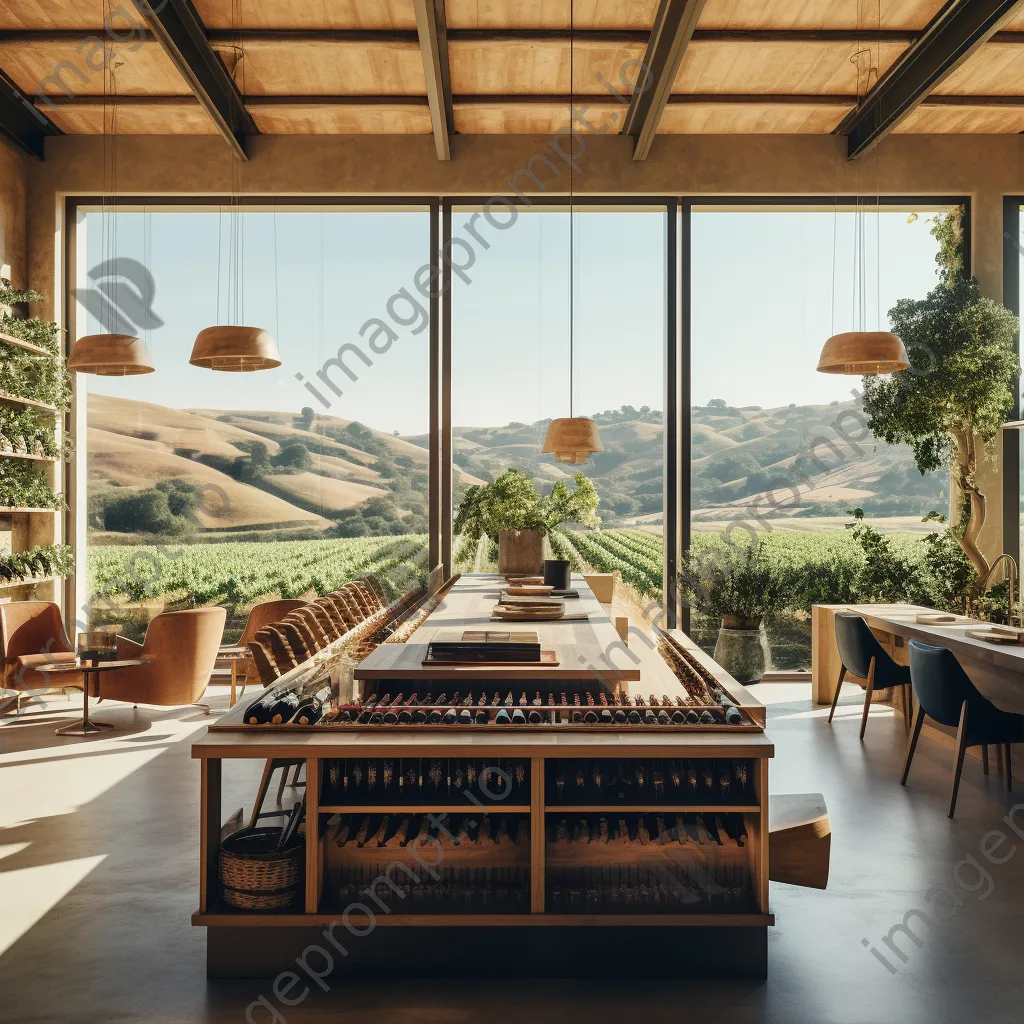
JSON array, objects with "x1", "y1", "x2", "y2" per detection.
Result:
[
  {"x1": 354, "y1": 573, "x2": 644, "y2": 684},
  {"x1": 812, "y1": 602, "x2": 1024, "y2": 784},
  {"x1": 812, "y1": 603, "x2": 1024, "y2": 715}
]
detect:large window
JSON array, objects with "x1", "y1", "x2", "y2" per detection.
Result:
[
  {"x1": 449, "y1": 203, "x2": 668, "y2": 610},
  {"x1": 75, "y1": 204, "x2": 432, "y2": 640},
  {"x1": 689, "y1": 203, "x2": 955, "y2": 668}
]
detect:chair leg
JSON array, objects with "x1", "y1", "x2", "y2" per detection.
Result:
[
  {"x1": 983, "y1": 745, "x2": 989, "y2": 776},
  {"x1": 248, "y1": 759, "x2": 276, "y2": 828},
  {"x1": 901, "y1": 702, "x2": 926, "y2": 786},
  {"x1": 859, "y1": 657, "x2": 876, "y2": 741},
  {"x1": 828, "y1": 664, "x2": 847, "y2": 723},
  {"x1": 1006, "y1": 745, "x2": 1013, "y2": 793},
  {"x1": 949, "y1": 700, "x2": 970, "y2": 819},
  {"x1": 192, "y1": 702, "x2": 211, "y2": 715}
]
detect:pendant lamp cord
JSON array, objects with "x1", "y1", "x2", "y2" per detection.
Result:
[{"x1": 568, "y1": 0, "x2": 575, "y2": 420}]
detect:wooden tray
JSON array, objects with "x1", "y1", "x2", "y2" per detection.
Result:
[
  {"x1": 965, "y1": 628, "x2": 1024, "y2": 645},
  {"x1": 422, "y1": 650, "x2": 560, "y2": 667}
]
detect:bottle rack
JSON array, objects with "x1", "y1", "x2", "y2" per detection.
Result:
[
  {"x1": 544, "y1": 757, "x2": 756, "y2": 808},
  {"x1": 320, "y1": 757, "x2": 532, "y2": 808}
]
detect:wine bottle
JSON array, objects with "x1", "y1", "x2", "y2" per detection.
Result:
[
  {"x1": 511, "y1": 708, "x2": 526, "y2": 724},
  {"x1": 495, "y1": 708, "x2": 511, "y2": 724},
  {"x1": 294, "y1": 696, "x2": 323, "y2": 725},
  {"x1": 459, "y1": 709, "x2": 473, "y2": 724},
  {"x1": 269, "y1": 691, "x2": 300, "y2": 724},
  {"x1": 245, "y1": 695, "x2": 274, "y2": 725},
  {"x1": 724, "y1": 705, "x2": 743, "y2": 725}
]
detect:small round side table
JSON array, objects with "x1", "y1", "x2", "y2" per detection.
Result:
[{"x1": 37, "y1": 658, "x2": 150, "y2": 736}]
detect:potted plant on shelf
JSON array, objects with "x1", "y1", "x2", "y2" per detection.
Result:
[
  {"x1": 678, "y1": 537, "x2": 791, "y2": 684},
  {"x1": 454, "y1": 468, "x2": 599, "y2": 574}
]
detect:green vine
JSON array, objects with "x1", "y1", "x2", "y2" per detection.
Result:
[
  {"x1": 0, "y1": 458, "x2": 66, "y2": 510},
  {"x1": 0, "y1": 343, "x2": 71, "y2": 408},
  {"x1": 0, "y1": 406, "x2": 72, "y2": 459},
  {"x1": 0, "y1": 543, "x2": 74, "y2": 584}
]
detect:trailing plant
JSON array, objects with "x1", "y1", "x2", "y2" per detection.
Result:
[
  {"x1": 0, "y1": 543, "x2": 74, "y2": 584},
  {"x1": 454, "y1": 468, "x2": 599, "y2": 541},
  {"x1": 861, "y1": 208, "x2": 1018, "y2": 588},
  {"x1": 0, "y1": 285, "x2": 60, "y2": 355},
  {"x1": 0, "y1": 458, "x2": 65, "y2": 510},
  {"x1": 0, "y1": 405, "x2": 70, "y2": 459},
  {"x1": 678, "y1": 536, "x2": 792, "y2": 625},
  {"x1": 0, "y1": 345, "x2": 71, "y2": 409}
]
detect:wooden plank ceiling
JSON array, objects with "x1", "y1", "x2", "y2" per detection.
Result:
[{"x1": 1, "y1": 0, "x2": 1024, "y2": 153}]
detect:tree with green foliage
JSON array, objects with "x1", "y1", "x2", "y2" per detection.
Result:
[
  {"x1": 273, "y1": 442, "x2": 313, "y2": 471},
  {"x1": 454, "y1": 468, "x2": 599, "y2": 541},
  {"x1": 298, "y1": 407, "x2": 315, "y2": 430},
  {"x1": 862, "y1": 209, "x2": 1018, "y2": 586}
]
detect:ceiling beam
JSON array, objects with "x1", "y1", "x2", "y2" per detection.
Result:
[
  {"x1": 623, "y1": 0, "x2": 706, "y2": 161},
  {"x1": 0, "y1": 67, "x2": 62, "y2": 159},
  {"x1": 128, "y1": 0, "x2": 257, "y2": 160},
  {"x1": 412, "y1": 0, "x2": 453, "y2": 159},
  {"x1": 836, "y1": 0, "x2": 1024, "y2": 158},
  {"x1": 39, "y1": 92, "x2": 1024, "y2": 109}
]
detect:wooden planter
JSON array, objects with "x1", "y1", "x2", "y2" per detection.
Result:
[{"x1": 498, "y1": 530, "x2": 543, "y2": 575}]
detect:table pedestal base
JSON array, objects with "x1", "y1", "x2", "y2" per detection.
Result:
[{"x1": 56, "y1": 718, "x2": 113, "y2": 737}]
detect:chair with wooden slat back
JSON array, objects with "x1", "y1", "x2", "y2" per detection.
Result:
[
  {"x1": 328, "y1": 589, "x2": 362, "y2": 628},
  {"x1": 277, "y1": 618, "x2": 314, "y2": 663},
  {"x1": 254, "y1": 625, "x2": 299, "y2": 675},
  {"x1": 309, "y1": 600, "x2": 341, "y2": 641},
  {"x1": 247, "y1": 638, "x2": 281, "y2": 688},
  {"x1": 231, "y1": 599, "x2": 307, "y2": 695},
  {"x1": 361, "y1": 575, "x2": 389, "y2": 609},
  {"x1": 293, "y1": 605, "x2": 331, "y2": 647},
  {"x1": 349, "y1": 580, "x2": 382, "y2": 616}
]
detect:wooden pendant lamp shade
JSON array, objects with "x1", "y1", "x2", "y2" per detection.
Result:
[
  {"x1": 816, "y1": 331, "x2": 909, "y2": 375},
  {"x1": 189, "y1": 326, "x2": 281, "y2": 372},
  {"x1": 541, "y1": 417, "x2": 604, "y2": 464},
  {"x1": 67, "y1": 333, "x2": 155, "y2": 375}
]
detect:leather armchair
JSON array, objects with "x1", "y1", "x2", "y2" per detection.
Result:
[
  {"x1": 0, "y1": 601, "x2": 82, "y2": 692},
  {"x1": 102, "y1": 607, "x2": 226, "y2": 707}
]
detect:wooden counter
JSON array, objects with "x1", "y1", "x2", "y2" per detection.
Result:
[{"x1": 193, "y1": 576, "x2": 777, "y2": 980}]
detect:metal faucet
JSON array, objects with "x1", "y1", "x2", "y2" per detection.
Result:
[{"x1": 979, "y1": 552, "x2": 1019, "y2": 628}]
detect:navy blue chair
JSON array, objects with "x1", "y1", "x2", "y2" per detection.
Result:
[
  {"x1": 904, "y1": 640, "x2": 1024, "y2": 817},
  {"x1": 828, "y1": 612, "x2": 912, "y2": 740}
]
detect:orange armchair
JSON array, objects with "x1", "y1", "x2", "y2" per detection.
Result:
[
  {"x1": 102, "y1": 607, "x2": 226, "y2": 707},
  {"x1": 0, "y1": 601, "x2": 82, "y2": 693}
]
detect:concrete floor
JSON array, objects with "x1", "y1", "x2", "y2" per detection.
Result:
[{"x1": 1, "y1": 682, "x2": 1022, "y2": 1024}]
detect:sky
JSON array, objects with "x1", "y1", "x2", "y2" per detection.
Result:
[{"x1": 82, "y1": 205, "x2": 947, "y2": 435}]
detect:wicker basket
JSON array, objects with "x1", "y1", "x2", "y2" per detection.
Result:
[{"x1": 220, "y1": 826, "x2": 303, "y2": 912}]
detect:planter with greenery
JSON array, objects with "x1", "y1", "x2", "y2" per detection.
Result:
[
  {"x1": 678, "y1": 537, "x2": 792, "y2": 683},
  {"x1": 454, "y1": 469, "x2": 599, "y2": 575},
  {"x1": 0, "y1": 543, "x2": 74, "y2": 585},
  {"x1": 862, "y1": 209, "x2": 1018, "y2": 595}
]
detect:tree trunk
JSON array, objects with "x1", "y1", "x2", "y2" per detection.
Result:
[{"x1": 952, "y1": 427, "x2": 991, "y2": 588}]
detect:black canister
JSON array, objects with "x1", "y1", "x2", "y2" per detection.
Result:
[{"x1": 543, "y1": 558, "x2": 571, "y2": 590}]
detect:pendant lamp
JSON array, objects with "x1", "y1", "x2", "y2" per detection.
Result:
[
  {"x1": 816, "y1": 331, "x2": 908, "y2": 375},
  {"x1": 816, "y1": 15, "x2": 906, "y2": 379},
  {"x1": 68, "y1": 333, "x2": 154, "y2": 375},
  {"x1": 541, "y1": 0, "x2": 602, "y2": 465},
  {"x1": 68, "y1": 60, "x2": 154, "y2": 376},
  {"x1": 190, "y1": 326, "x2": 280, "y2": 371},
  {"x1": 190, "y1": 12, "x2": 278, "y2": 374}
]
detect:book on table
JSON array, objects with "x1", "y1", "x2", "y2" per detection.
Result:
[{"x1": 427, "y1": 629, "x2": 543, "y2": 663}]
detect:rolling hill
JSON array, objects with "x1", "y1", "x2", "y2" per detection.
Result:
[{"x1": 85, "y1": 394, "x2": 949, "y2": 540}]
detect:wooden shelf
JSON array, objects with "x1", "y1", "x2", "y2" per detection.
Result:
[
  {"x1": 0, "y1": 575, "x2": 60, "y2": 590},
  {"x1": 0, "y1": 392, "x2": 59, "y2": 413},
  {"x1": 545, "y1": 805, "x2": 761, "y2": 814},
  {"x1": 0, "y1": 507, "x2": 56, "y2": 514},
  {"x1": 0, "y1": 331, "x2": 54, "y2": 357},
  {"x1": 0, "y1": 451, "x2": 58, "y2": 462},
  {"x1": 320, "y1": 804, "x2": 532, "y2": 814},
  {"x1": 193, "y1": 909, "x2": 775, "y2": 928}
]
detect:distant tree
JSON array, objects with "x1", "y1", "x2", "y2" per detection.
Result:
[
  {"x1": 298, "y1": 406, "x2": 315, "y2": 430},
  {"x1": 104, "y1": 489, "x2": 177, "y2": 535},
  {"x1": 328, "y1": 517, "x2": 368, "y2": 538},
  {"x1": 707, "y1": 398, "x2": 727, "y2": 409},
  {"x1": 241, "y1": 441, "x2": 271, "y2": 480},
  {"x1": 155, "y1": 478, "x2": 200, "y2": 518},
  {"x1": 705, "y1": 452, "x2": 761, "y2": 483},
  {"x1": 362, "y1": 496, "x2": 399, "y2": 520},
  {"x1": 273, "y1": 443, "x2": 313, "y2": 470},
  {"x1": 862, "y1": 208, "x2": 1018, "y2": 586}
]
